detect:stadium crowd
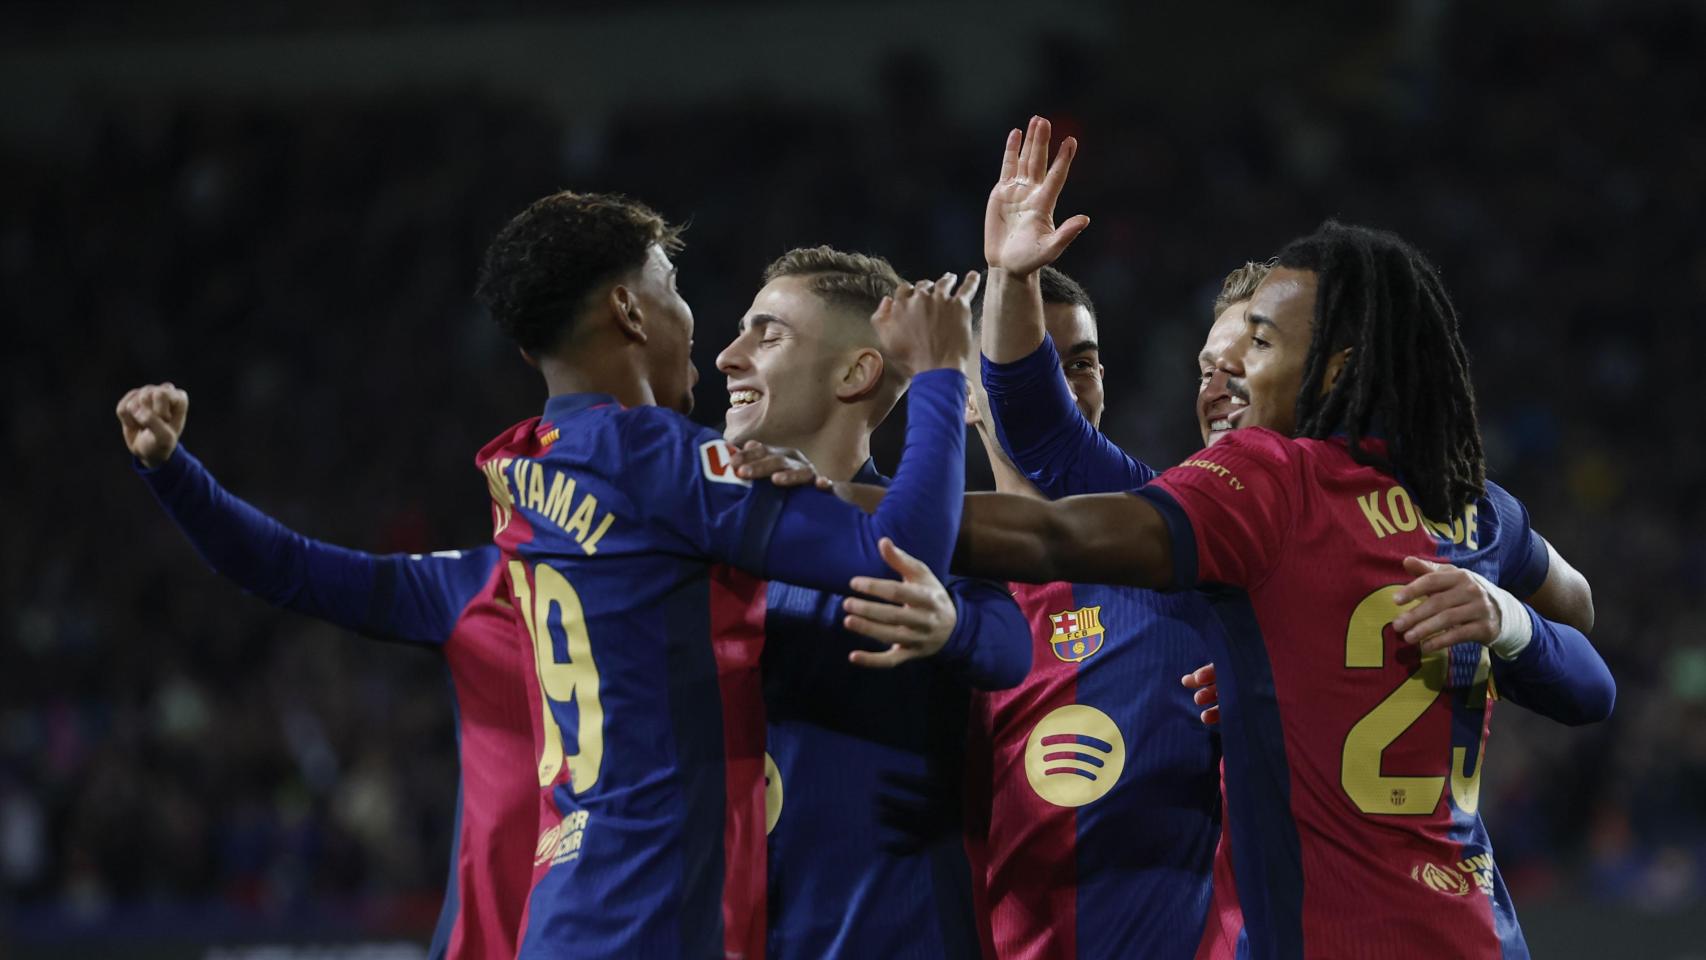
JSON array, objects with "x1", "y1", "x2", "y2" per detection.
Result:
[{"x1": 2, "y1": 0, "x2": 1701, "y2": 943}]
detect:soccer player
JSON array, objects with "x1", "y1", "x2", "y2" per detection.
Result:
[
  {"x1": 982, "y1": 119, "x2": 1606, "y2": 733},
  {"x1": 959, "y1": 262, "x2": 1232, "y2": 960},
  {"x1": 471, "y1": 191, "x2": 979, "y2": 959},
  {"x1": 945, "y1": 191, "x2": 1614, "y2": 957},
  {"x1": 715, "y1": 246, "x2": 1029, "y2": 959},
  {"x1": 115, "y1": 383, "x2": 533, "y2": 960}
]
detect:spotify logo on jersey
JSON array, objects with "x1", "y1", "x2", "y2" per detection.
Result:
[
  {"x1": 764, "y1": 752, "x2": 783, "y2": 835},
  {"x1": 1024, "y1": 705, "x2": 1127, "y2": 807}
]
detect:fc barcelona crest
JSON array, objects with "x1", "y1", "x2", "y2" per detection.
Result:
[{"x1": 1049, "y1": 606, "x2": 1105, "y2": 663}]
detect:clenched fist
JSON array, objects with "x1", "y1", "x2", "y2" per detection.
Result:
[{"x1": 116, "y1": 383, "x2": 189, "y2": 468}]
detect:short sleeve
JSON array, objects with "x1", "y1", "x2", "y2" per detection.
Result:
[
  {"x1": 1132, "y1": 428, "x2": 1299, "y2": 590},
  {"x1": 618, "y1": 408, "x2": 789, "y2": 570},
  {"x1": 1482, "y1": 480, "x2": 1550, "y2": 597}
]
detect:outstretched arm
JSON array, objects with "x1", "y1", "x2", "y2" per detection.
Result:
[
  {"x1": 952, "y1": 490, "x2": 1174, "y2": 589},
  {"x1": 120, "y1": 383, "x2": 488, "y2": 645}
]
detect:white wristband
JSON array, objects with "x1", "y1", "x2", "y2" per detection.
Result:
[{"x1": 1464, "y1": 569, "x2": 1532, "y2": 660}]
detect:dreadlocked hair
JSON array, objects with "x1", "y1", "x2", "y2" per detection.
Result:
[{"x1": 1277, "y1": 221, "x2": 1485, "y2": 521}]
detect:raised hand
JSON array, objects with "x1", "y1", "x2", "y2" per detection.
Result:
[
  {"x1": 116, "y1": 382, "x2": 189, "y2": 468},
  {"x1": 872, "y1": 270, "x2": 982, "y2": 379},
  {"x1": 843, "y1": 538, "x2": 958, "y2": 669},
  {"x1": 1391, "y1": 556, "x2": 1503, "y2": 654},
  {"x1": 984, "y1": 116, "x2": 1090, "y2": 276}
]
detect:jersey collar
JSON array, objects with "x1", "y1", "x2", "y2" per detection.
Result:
[
  {"x1": 543, "y1": 392, "x2": 622, "y2": 422},
  {"x1": 853, "y1": 457, "x2": 888, "y2": 486}
]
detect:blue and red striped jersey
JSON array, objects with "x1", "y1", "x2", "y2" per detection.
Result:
[
  {"x1": 135, "y1": 447, "x2": 536, "y2": 960},
  {"x1": 967, "y1": 581, "x2": 1231, "y2": 960},
  {"x1": 761, "y1": 460, "x2": 1030, "y2": 960},
  {"x1": 975, "y1": 342, "x2": 1235, "y2": 959},
  {"x1": 476, "y1": 373, "x2": 967, "y2": 960},
  {"x1": 1135, "y1": 427, "x2": 1601, "y2": 959}
]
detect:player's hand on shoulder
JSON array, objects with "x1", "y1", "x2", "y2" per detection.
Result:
[
  {"x1": 728, "y1": 440, "x2": 822, "y2": 487},
  {"x1": 1391, "y1": 555, "x2": 1502, "y2": 654},
  {"x1": 873, "y1": 270, "x2": 981, "y2": 377},
  {"x1": 984, "y1": 115, "x2": 1090, "y2": 277},
  {"x1": 116, "y1": 382, "x2": 189, "y2": 469},
  {"x1": 844, "y1": 537, "x2": 957, "y2": 669},
  {"x1": 1181, "y1": 662, "x2": 1220, "y2": 725}
]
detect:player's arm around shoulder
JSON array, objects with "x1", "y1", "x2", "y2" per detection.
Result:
[
  {"x1": 1392, "y1": 552, "x2": 1614, "y2": 725},
  {"x1": 953, "y1": 487, "x2": 1174, "y2": 589},
  {"x1": 609, "y1": 405, "x2": 778, "y2": 556},
  {"x1": 1124, "y1": 426, "x2": 1303, "y2": 591}
]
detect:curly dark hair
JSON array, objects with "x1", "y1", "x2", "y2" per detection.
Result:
[
  {"x1": 476, "y1": 191, "x2": 684, "y2": 356},
  {"x1": 1279, "y1": 220, "x2": 1486, "y2": 520}
]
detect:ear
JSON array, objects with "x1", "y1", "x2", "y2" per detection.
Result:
[
  {"x1": 1321, "y1": 347, "x2": 1352, "y2": 394},
  {"x1": 964, "y1": 393, "x2": 982, "y2": 427},
  {"x1": 518, "y1": 347, "x2": 540, "y2": 370},
  {"x1": 835, "y1": 348, "x2": 886, "y2": 404},
  {"x1": 610, "y1": 284, "x2": 647, "y2": 345}
]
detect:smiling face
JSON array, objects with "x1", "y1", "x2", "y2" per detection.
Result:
[
  {"x1": 1043, "y1": 301, "x2": 1105, "y2": 429},
  {"x1": 716, "y1": 275, "x2": 868, "y2": 449},
  {"x1": 1219, "y1": 267, "x2": 1320, "y2": 437},
  {"x1": 1196, "y1": 302, "x2": 1250, "y2": 445}
]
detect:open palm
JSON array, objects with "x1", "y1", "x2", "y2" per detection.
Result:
[{"x1": 984, "y1": 115, "x2": 1090, "y2": 275}]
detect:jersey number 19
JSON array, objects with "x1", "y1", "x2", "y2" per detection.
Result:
[{"x1": 509, "y1": 561, "x2": 605, "y2": 793}]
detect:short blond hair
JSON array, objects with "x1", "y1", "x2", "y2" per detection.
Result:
[
  {"x1": 1212, "y1": 260, "x2": 1274, "y2": 317},
  {"x1": 762, "y1": 246, "x2": 902, "y2": 319}
]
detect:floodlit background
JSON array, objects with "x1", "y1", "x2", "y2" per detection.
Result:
[{"x1": 3, "y1": 1, "x2": 1702, "y2": 957}]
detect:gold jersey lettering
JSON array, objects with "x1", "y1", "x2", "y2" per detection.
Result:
[
  {"x1": 581, "y1": 513, "x2": 616, "y2": 555},
  {"x1": 508, "y1": 459, "x2": 526, "y2": 508},
  {"x1": 1357, "y1": 491, "x2": 1397, "y2": 538},
  {"x1": 1358, "y1": 484, "x2": 1480, "y2": 549},
  {"x1": 1386, "y1": 486, "x2": 1419, "y2": 532},
  {"x1": 485, "y1": 457, "x2": 516, "y2": 535},
  {"x1": 544, "y1": 472, "x2": 578, "y2": 528},
  {"x1": 526, "y1": 461, "x2": 546, "y2": 512},
  {"x1": 501, "y1": 461, "x2": 620, "y2": 554},
  {"x1": 564, "y1": 492, "x2": 601, "y2": 543}
]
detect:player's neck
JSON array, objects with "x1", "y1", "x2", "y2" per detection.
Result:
[
  {"x1": 786, "y1": 413, "x2": 871, "y2": 483},
  {"x1": 538, "y1": 355, "x2": 657, "y2": 410},
  {"x1": 802, "y1": 435, "x2": 870, "y2": 484}
]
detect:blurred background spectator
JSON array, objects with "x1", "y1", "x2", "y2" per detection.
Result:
[{"x1": 2, "y1": 1, "x2": 1701, "y2": 956}]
